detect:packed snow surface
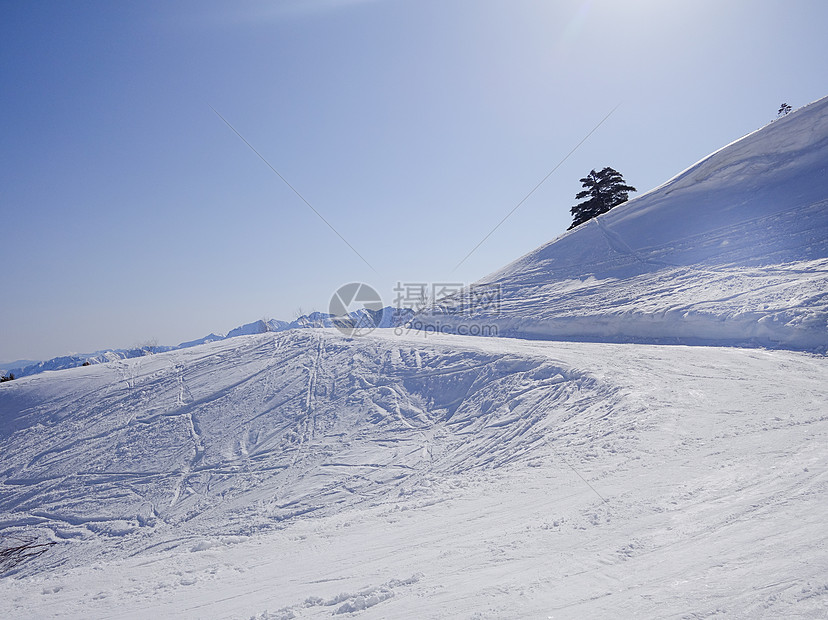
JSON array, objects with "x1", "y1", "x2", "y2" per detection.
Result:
[
  {"x1": 1, "y1": 330, "x2": 828, "y2": 618},
  {"x1": 416, "y1": 97, "x2": 828, "y2": 350}
]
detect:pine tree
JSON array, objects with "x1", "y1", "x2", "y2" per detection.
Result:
[
  {"x1": 778, "y1": 103, "x2": 792, "y2": 117},
  {"x1": 569, "y1": 167, "x2": 636, "y2": 229}
]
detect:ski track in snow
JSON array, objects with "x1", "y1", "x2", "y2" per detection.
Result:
[{"x1": 1, "y1": 330, "x2": 827, "y2": 618}]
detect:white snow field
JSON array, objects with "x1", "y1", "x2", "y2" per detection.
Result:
[
  {"x1": 1, "y1": 331, "x2": 827, "y2": 619},
  {"x1": 1, "y1": 98, "x2": 827, "y2": 618}
]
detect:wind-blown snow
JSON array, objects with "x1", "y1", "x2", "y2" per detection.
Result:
[{"x1": 415, "y1": 97, "x2": 828, "y2": 350}]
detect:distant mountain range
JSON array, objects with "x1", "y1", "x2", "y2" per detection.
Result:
[{"x1": 2, "y1": 306, "x2": 414, "y2": 379}]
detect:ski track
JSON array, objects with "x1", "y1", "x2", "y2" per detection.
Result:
[{"x1": 0, "y1": 330, "x2": 826, "y2": 618}]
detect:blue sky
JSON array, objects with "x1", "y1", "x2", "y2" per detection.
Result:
[{"x1": 2, "y1": 0, "x2": 827, "y2": 361}]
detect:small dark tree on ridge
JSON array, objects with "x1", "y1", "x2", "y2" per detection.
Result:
[{"x1": 569, "y1": 167, "x2": 636, "y2": 230}]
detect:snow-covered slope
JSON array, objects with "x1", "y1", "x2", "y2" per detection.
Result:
[
  {"x1": 1, "y1": 330, "x2": 827, "y2": 618},
  {"x1": 415, "y1": 97, "x2": 828, "y2": 350},
  {"x1": 0, "y1": 330, "x2": 608, "y2": 556}
]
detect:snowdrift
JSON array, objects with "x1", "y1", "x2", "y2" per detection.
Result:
[{"x1": 416, "y1": 97, "x2": 828, "y2": 350}]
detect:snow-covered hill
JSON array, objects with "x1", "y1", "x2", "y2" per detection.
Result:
[{"x1": 414, "y1": 97, "x2": 828, "y2": 350}]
